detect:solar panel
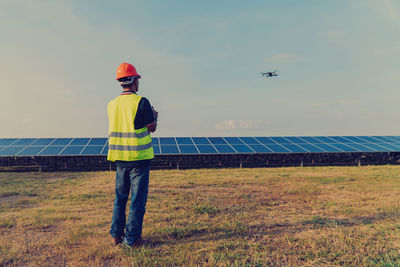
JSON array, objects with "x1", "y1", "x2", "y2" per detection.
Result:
[
  {"x1": 328, "y1": 136, "x2": 355, "y2": 143},
  {"x1": 355, "y1": 136, "x2": 380, "y2": 143},
  {"x1": 214, "y1": 145, "x2": 236, "y2": 153},
  {"x1": 224, "y1": 137, "x2": 244, "y2": 145},
  {"x1": 389, "y1": 143, "x2": 400, "y2": 150},
  {"x1": 101, "y1": 146, "x2": 108, "y2": 155},
  {"x1": 153, "y1": 145, "x2": 160, "y2": 155},
  {"x1": 176, "y1": 137, "x2": 194, "y2": 145},
  {"x1": 374, "y1": 143, "x2": 400, "y2": 151},
  {"x1": 269, "y1": 137, "x2": 290, "y2": 144},
  {"x1": 297, "y1": 144, "x2": 326, "y2": 153},
  {"x1": 52, "y1": 138, "x2": 73, "y2": 146},
  {"x1": 0, "y1": 146, "x2": 24, "y2": 156},
  {"x1": 366, "y1": 143, "x2": 392, "y2": 152},
  {"x1": 159, "y1": 137, "x2": 176, "y2": 145},
  {"x1": 387, "y1": 136, "x2": 400, "y2": 142},
  {"x1": 313, "y1": 136, "x2": 335, "y2": 143},
  {"x1": 370, "y1": 136, "x2": 394, "y2": 143},
  {"x1": 230, "y1": 144, "x2": 254, "y2": 153},
  {"x1": 196, "y1": 145, "x2": 217, "y2": 154},
  {"x1": 285, "y1": 137, "x2": 308, "y2": 144},
  {"x1": 281, "y1": 144, "x2": 308, "y2": 153},
  {"x1": 178, "y1": 145, "x2": 198, "y2": 154},
  {"x1": 1, "y1": 136, "x2": 399, "y2": 157},
  {"x1": 61, "y1": 146, "x2": 84, "y2": 155},
  {"x1": 160, "y1": 145, "x2": 179, "y2": 154},
  {"x1": 81, "y1": 146, "x2": 103, "y2": 155},
  {"x1": 313, "y1": 143, "x2": 342, "y2": 152},
  {"x1": 209, "y1": 137, "x2": 227, "y2": 145},
  {"x1": 192, "y1": 137, "x2": 211, "y2": 145},
  {"x1": 17, "y1": 146, "x2": 45, "y2": 156},
  {"x1": 69, "y1": 138, "x2": 90, "y2": 146},
  {"x1": 38, "y1": 146, "x2": 65, "y2": 155},
  {"x1": 255, "y1": 137, "x2": 276, "y2": 144},
  {"x1": 88, "y1": 138, "x2": 107, "y2": 146},
  {"x1": 239, "y1": 137, "x2": 259, "y2": 144},
  {"x1": 264, "y1": 144, "x2": 290, "y2": 153},
  {"x1": 0, "y1": 139, "x2": 19, "y2": 146},
  {"x1": 32, "y1": 138, "x2": 55, "y2": 146},
  {"x1": 248, "y1": 144, "x2": 273, "y2": 153},
  {"x1": 344, "y1": 143, "x2": 376, "y2": 152},
  {"x1": 13, "y1": 138, "x2": 37, "y2": 146},
  {"x1": 299, "y1": 137, "x2": 323, "y2": 144},
  {"x1": 329, "y1": 143, "x2": 358, "y2": 152},
  {"x1": 342, "y1": 136, "x2": 364, "y2": 143}
]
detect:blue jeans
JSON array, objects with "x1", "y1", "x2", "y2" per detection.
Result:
[{"x1": 110, "y1": 164, "x2": 150, "y2": 245}]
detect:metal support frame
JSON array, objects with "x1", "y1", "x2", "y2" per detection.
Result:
[{"x1": 0, "y1": 152, "x2": 399, "y2": 172}]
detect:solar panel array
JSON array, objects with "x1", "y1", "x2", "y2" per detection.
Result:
[{"x1": 0, "y1": 136, "x2": 400, "y2": 156}]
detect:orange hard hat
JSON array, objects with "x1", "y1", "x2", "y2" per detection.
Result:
[{"x1": 116, "y1": 62, "x2": 141, "y2": 80}]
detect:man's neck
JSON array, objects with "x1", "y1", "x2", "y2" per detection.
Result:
[{"x1": 124, "y1": 86, "x2": 137, "y2": 92}]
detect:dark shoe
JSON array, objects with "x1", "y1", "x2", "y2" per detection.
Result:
[
  {"x1": 122, "y1": 237, "x2": 144, "y2": 248},
  {"x1": 113, "y1": 236, "x2": 123, "y2": 246}
]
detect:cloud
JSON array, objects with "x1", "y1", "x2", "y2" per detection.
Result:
[
  {"x1": 309, "y1": 98, "x2": 361, "y2": 109},
  {"x1": 215, "y1": 120, "x2": 254, "y2": 130},
  {"x1": 238, "y1": 120, "x2": 253, "y2": 129},
  {"x1": 216, "y1": 120, "x2": 236, "y2": 130},
  {"x1": 266, "y1": 53, "x2": 302, "y2": 63},
  {"x1": 324, "y1": 30, "x2": 345, "y2": 42},
  {"x1": 380, "y1": 0, "x2": 400, "y2": 24}
]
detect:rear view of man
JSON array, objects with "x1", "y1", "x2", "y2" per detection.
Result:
[{"x1": 107, "y1": 62, "x2": 158, "y2": 248}]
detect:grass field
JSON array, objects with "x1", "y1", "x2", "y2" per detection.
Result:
[{"x1": 1, "y1": 166, "x2": 400, "y2": 266}]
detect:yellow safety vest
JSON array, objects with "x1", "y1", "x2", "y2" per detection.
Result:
[{"x1": 107, "y1": 93, "x2": 154, "y2": 162}]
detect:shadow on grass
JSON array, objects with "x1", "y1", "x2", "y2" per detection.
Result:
[
  {"x1": 302, "y1": 212, "x2": 400, "y2": 229},
  {"x1": 144, "y1": 211, "x2": 400, "y2": 247},
  {"x1": 145, "y1": 221, "x2": 290, "y2": 247}
]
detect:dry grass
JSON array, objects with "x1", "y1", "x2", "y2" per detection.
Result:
[{"x1": 1, "y1": 166, "x2": 400, "y2": 266}]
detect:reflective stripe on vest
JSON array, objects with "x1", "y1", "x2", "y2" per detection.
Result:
[
  {"x1": 109, "y1": 143, "x2": 152, "y2": 151},
  {"x1": 109, "y1": 131, "x2": 149, "y2": 138},
  {"x1": 107, "y1": 93, "x2": 154, "y2": 162}
]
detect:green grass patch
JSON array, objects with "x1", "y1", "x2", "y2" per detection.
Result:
[
  {"x1": 368, "y1": 250, "x2": 400, "y2": 266},
  {"x1": 0, "y1": 217, "x2": 16, "y2": 228},
  {"x1": 193, "y1": 204, "x2": 219, "y2": 215}
]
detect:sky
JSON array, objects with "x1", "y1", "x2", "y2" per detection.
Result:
[{"x1": 1, "y1": 0, "x2": 399, "y2": 138}]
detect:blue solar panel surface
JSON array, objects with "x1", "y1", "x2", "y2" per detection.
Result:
[
  {"x1": 196, "y1": 145, "x2": 217, "y2": 154},
  {"x1": 179, "y1": 145, "x2": 199, "y2": 154},
  {"x1": 0, "y1": 136, "x2": 399, "y2": 156},
  {"x1": 39, "y1": 146, "x2": 64, "y2": 156}
]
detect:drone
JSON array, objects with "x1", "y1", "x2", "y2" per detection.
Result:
[{"x1": 260, "y1": 71, "x2": 278, "y2": 77}]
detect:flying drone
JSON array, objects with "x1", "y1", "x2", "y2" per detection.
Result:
[{"x1": 260, "y1": 71, "x2": 278, "y2": 77}]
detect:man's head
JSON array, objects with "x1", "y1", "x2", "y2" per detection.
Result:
[
  {"x1": 118, "y1": 76, "x2": 139, "y2": 91},
  {"x1": 116, "y1": 63, "x2": 141, "y2": 91}
]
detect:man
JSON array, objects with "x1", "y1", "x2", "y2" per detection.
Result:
[{"x1": 107, "y1": 62, "x2": 158, "y2": 248}]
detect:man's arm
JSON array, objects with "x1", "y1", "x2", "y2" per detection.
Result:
[{"x1": 146, "y1": 106, "x2": 158, "y2": 132}]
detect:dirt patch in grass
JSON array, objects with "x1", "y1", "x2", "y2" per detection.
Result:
[{"x1": 0, "y1": 194, "x2": 22, "y2": 205}]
